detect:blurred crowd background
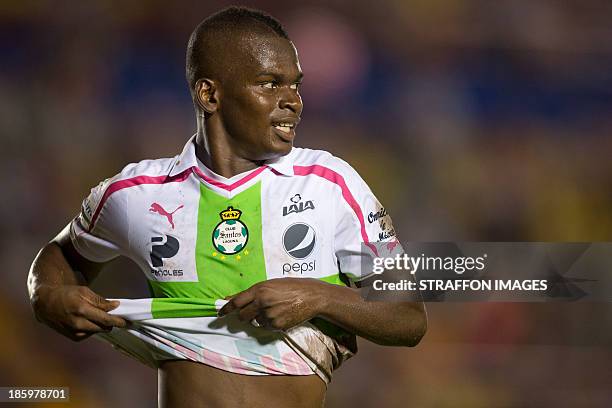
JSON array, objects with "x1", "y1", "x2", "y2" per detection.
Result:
[{"x1": 1, "y1": 0, "x2": 611, "y2": 407}]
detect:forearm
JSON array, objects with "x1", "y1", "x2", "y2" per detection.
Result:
[
  {"x1": 219, "y1": 277, "x2": 427, "y2": 346},
  {"x1": 28, "y1": 223, "x2": 107, "y2": 302},
  {"x1": 315, "y1": 283, "x2": 427, "y2": 347},
  {"x1": 28, "y1": 242, "x2": 87, "y2": 304}
]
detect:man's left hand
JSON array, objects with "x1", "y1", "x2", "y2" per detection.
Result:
[{"x1": 218, "y1": 278, "x2": 329, "y2": 331}]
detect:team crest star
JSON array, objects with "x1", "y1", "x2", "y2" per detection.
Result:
[
  {"x1": 220, "y1": 255, "x2": 226, "y2": 260},
  {"x1": 236, "y1": 255, "x2": 241, "y2": 260},
  {"x1": 212, "y1": 252, "x2": 217, "y2": 257},
  {"x1": 244, "y1": 250, "x2": 249, "y2": 255}
]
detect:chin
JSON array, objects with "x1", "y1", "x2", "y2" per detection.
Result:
[
  {"x1": 262, "y1": 135, "x2": 293, "y2": 159},
  {"x1": 274, "y1": 141, "x2": 293, "y2": 156},
  {"x1": 256, "y1": 145, "x2": 291, "y2": 162}
]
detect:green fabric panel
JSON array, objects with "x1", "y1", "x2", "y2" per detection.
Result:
[
  {"x1": 149, "y1": 297, "x2": 218, "y2": 318},
  {"x1": 318, "y1": 274, "x2": 348, "y2": 286},
  {"x1": 151, "y1": 182, "x2": 267, "y2": 318}
]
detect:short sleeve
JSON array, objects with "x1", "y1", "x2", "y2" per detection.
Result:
[
  {"x1": 69, "y1": 174, "x2": 128, "y2": 262},
  {"x1": 332, "y1": 159, "x2": 403, "y2": 283}
]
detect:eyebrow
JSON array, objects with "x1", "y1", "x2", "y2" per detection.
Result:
[{"x1": 256, "y1": 72, "x2": 304, "y2": 82}]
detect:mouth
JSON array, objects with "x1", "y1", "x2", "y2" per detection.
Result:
[{"x1": 271, "y1": 121, "x2": 298, "y2": 142}]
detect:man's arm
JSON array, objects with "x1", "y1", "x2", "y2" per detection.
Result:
[
  {"x1": 218, "y1": 276, "x2": 427, "y2": 347},
  {"x1": 27, "y1": 225, "x2": 126, "y2": 341}
]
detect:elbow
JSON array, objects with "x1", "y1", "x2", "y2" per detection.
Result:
[
  {"x1": 373, "y1": 310, "x2": 428, "y2": 347},
  {"x1": 406, "y1": 313, "x2": 428, "y2": 347},
  {"x1": 398, "y1": 310, "x2": 428, "y2": 347},
  {"x1": 27, "y1": 246, "x2": 46, "y2": 302}
]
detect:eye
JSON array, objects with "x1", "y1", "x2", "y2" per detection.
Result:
[
  {"x1": 290, "y1": 83, "x2": 301, "y2": 90},
  {"x1": 262, "y1": 82, "x2": 277, "y2": 89}
]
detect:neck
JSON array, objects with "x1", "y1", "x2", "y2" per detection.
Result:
[{"x1": 195, "y1": 111, "x2": 262, "y2": 178}]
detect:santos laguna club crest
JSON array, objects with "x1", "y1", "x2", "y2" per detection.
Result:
[{"x1": 212, "y1": 206, "x2": 248, "y2": 255}]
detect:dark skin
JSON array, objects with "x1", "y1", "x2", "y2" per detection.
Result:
[
  {"x1": 194, "y1": 30, "x2": 303, "y2": 177},
  {"x1": 28, "y1": 26, "x2": 426, "y2": 408}
]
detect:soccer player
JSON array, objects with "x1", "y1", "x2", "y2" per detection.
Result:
[{"x1": 27, "y1": 7, "x2": 426, "y2": 408}]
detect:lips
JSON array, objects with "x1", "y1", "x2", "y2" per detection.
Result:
[
  {"x1": 271, "y1": 125, "x2": 295, "y2": 143},
  {"x1": 271, "y1": 118, "x2": 300, "y2": 142},
  {"x1": 272, "y1": 123, "x2": 294, "y2": 133}
]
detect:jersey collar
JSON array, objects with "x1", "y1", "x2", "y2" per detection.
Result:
[
  {"x1": 168, "y1": 134, "x2": 199, "y2": 177},
  {"x1": 264, "y1": 150, "x2": 294, "y2": 176},
  {"x1": 169, "y1": 135, "x2": 295, "y2": 177}
]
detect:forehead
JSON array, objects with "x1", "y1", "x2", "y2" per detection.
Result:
[{"x1": 234, "y1": 34, "x2": 301, "y2": 78}]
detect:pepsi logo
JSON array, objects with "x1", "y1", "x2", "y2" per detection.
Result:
[{"x1": 283, "y1": 223, "x2": 316, "y2": 259}]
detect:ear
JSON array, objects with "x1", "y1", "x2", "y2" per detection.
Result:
[{"x1": 195, "y1": 78, "x2": 218, "y2": 114}]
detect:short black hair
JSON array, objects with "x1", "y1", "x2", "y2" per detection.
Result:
[{"x1": 186, "y1": 6, "x2": 290, "y2": 94}]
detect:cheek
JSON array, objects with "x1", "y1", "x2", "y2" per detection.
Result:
[
  {"x1": 227, "y1": 91, "x2": 273, "y2": 123},
  {"x1": 251, "y1": 94, "x2": 276, "y2": 119},
  {"x1": 221, "y1": 93, "x2": 278, "y2": 146}
]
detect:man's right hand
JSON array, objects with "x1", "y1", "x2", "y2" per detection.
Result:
[{"x1": 32, "y1": 284, "x2": 127, "y2": 342}]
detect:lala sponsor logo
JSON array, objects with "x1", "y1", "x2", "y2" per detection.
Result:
[{"x1": 282, "y1": 194, "x2": 315, "y2": 216}]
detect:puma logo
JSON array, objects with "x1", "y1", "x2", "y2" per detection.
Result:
[{"x1": 149, "y1": 203, "x2": 184, "y2": 229}]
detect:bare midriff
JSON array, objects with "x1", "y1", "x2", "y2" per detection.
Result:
[{"x1": 158, "y1": 360, "x2": 326, "y2": 408}]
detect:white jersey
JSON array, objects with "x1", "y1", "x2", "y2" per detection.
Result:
[{"x1": 70, "y1": 135, "x2": 399, "y2": 382}]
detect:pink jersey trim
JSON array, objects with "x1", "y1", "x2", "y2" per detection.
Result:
[
  {"x1": 88, "y1": 168, "x2": 194, "y2": 232},
  {"x1": 193, "y1": 166, "x2": 268, "y2": 192},
  {"x1": 293, "y1": 165, "x2": 378, "y2": 255},
  {"x1": 89, "y1": 165, "x2": 269, "y2": 232},
  {"x1": 152, "y1": 333, "x2": 312, "y2": 376}
]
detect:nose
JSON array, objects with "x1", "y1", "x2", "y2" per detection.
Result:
[{"x1": 279, "y1": 88, "x2": 302, "y2": 114}]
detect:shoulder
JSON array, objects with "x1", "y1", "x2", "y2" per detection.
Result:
[
  {"x1": 88, "y1": 155, "x2": 178, "y2": 207},
  {"x1": 80, "y1": 155, "x2": 178, "y2": 229},
  {"x1": 117, "y1": 155, "x2": 178, "y2": 179},
  {"x1": 290, "y1": 147, "x2": 370, "y2": 190}
]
